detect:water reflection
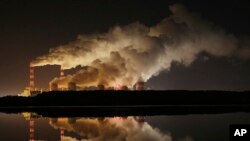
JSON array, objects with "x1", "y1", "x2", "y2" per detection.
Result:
[
  {"x1": 49, "y1": 116, "x2": 171, "y2": 141},
  {"x1": 22, "y1": 112, "x2": 172, "y2": 141},
  {"x1": 0, "y1": 112, "x2": 249, "y2": 141}
]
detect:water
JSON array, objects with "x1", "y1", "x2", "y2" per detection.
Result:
[{"x1": 0, "y1": 112, "x2": 250, "y2": 141}]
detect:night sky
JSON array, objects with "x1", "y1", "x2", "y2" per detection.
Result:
[{"x1": 0, "y1": 0, "x2": 250, "y2": 95}]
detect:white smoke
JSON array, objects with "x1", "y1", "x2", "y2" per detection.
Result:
[
  {"x1": 51, "y1": 117, "x2": 172, "y2": 141},
  {"x1": 32, "y1": 4, "x2": 250, "y2": 88}
]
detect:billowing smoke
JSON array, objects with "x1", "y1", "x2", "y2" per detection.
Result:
[
  {"x1": 50, "y1": 117, "x2": 173, "y2": 141},
  {"x1": 32, "y1": 4, "x2": 250, "y2": 88}
]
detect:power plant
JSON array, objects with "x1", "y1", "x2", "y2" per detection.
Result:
[
  {"x1": 20, "y1": 116, "x2": 145, "y2": 141},
  {"x1": 20, "y1": 63, "x2": 145, "y2": 97}
]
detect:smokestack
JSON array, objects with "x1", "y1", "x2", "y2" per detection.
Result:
[
  {"x1": 60, "y1": 66, "x2": 64, "y2": 77},
  {"x1": 29, "y1": 63, "x2": 35, "y2": 90},
  {"x1": 135, "y1": 81, "x2": 144, "y2": 90},
  {"x1": 59, "y1": 66, "x2": 65, "y2": 91}
]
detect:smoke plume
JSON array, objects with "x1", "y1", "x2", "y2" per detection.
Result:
[
  {"x1": 32, "y1": 4, "x2": 250, "y2": 88},
  {"x1": 50, "y1": 117, "x2": 172, "y2": 141}
]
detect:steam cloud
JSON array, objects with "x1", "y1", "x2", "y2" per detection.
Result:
[
  {"x1": 50, "y1": 117, "x2": 174, "y2": 141},
  {"x1": 32, "y1": 4, "x2": 250, "y2": 88}
]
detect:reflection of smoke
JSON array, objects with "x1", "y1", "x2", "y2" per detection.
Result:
[
  {"x1": 50, "y1": 117, "x2": 172, "y2": 141},
  {"x1": 62, "y1": 136, "x2": 193, "y2": 141},
  {"x1": 32, "y1": 4, "x2": 250, "y2": 88}
]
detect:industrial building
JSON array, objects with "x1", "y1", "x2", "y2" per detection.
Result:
[{"x1": 20, "y1": 63, "x2": 145, "y2": 97}]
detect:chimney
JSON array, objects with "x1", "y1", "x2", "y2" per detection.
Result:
[
  {"x1": 60, "y1": 66, "x2": 64, "y2": 77},
  {"x1": 29, "y1": 63, "x2": 35, "y2": 89}
]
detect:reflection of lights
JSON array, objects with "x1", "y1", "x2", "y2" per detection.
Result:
[
  {"x1": 113, "y1": 116, "x2": 124, "y2": 121},
  {"x1": 60, "y1": 128, "x2": 64, "y2": 140},
  {"x1": 48, "y1": 116, "x2": 173, "y2": 141},
  {"x1": 114, "y1": 83, "x2": 122, "y2": 90},
  {"x1": 29, "y1": 119, "x2": 35, "y2": 141}
]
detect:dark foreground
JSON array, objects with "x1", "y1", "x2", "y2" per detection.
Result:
[{"x1": 0, "y1": 90, "x2": 250, "y2": 117}]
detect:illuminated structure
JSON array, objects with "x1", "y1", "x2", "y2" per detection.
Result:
[
  {"x1": 20, "y1": 63, "x2": 43, "y2": 97},
  {"x1": 49, "y1": 66, "x2": 66, "y2": 91},
  {"x1": 29, "y1": 63, "x2": 35, "y2": 89},
  {"x1": 60, "y1": 66, "x2": 64, "y2": 77},
  {"x1": 20, "y1": 63, "x2": 145, "y2": 96}
]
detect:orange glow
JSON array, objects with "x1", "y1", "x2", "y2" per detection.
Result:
[
  {"x1": 29, "y1": 63, "x2": 34, "y2": 68},
  {"x1": 113, "y1": 116, "x2": 125, "y2": 121},
  {"x1": 114, "y1": 84, "x2": 122, "y2": 90}
]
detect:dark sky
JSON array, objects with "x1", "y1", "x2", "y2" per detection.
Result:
[{"x1": 0, "y1": 0, "x2": 250, "y2": 95}]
